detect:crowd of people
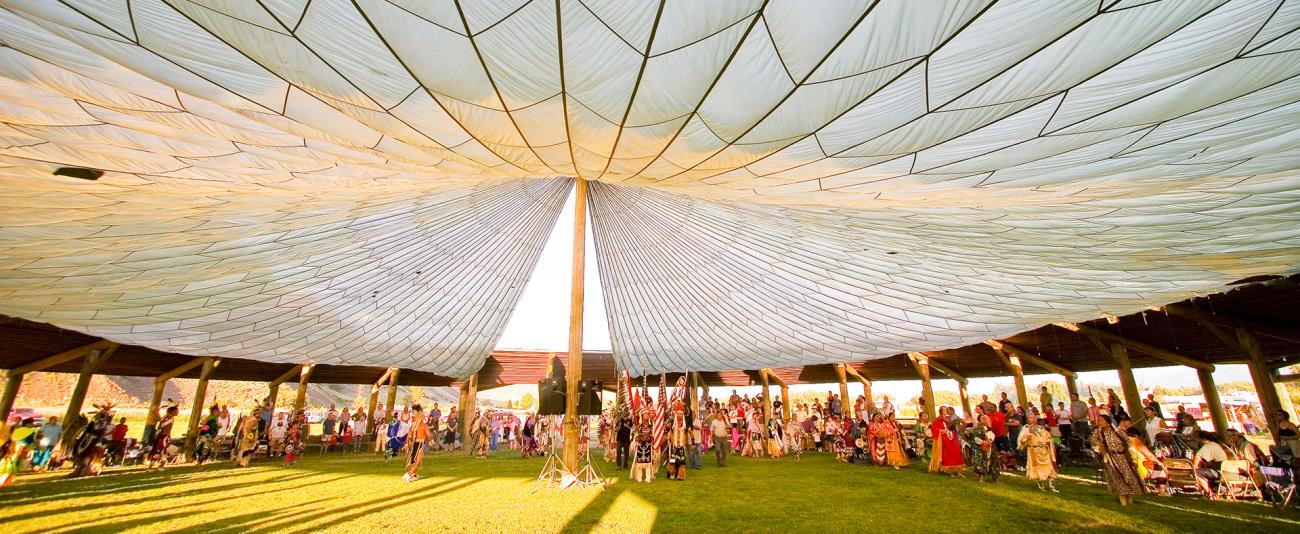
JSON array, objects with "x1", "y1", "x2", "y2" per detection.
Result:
[{"x1": 5, "y1": 382, "x2": 1298, "y2": 507}]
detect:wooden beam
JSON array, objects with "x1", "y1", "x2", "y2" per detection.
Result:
[
  {"x1": 760, "y1": 369, "x2": 772, "y2": 431},
  {"x1": 1065, "y1": 375, "x2": 1079, "y2": 399},
  {"x1": 1240, "y1": 328, "x2": 1282, "y2": 439},
  {"x1": 270, "y1": 365, "x2": 305, "y2": 388},
  {"x1": 990, "y1": 347, "x2": 1029, "y2": 408},
  {"x1": 1056, "y1": 322, "x2": 1214, "y2": 371},
  {"x1": 908, "y1": 353, "x2": 937, "y2": 419},
  {"x1": 1164, "y1": 304, "x2": 1300, "y2": 346},
  {"x1": 957, "y1": 380, "x2": 972, "y2": 416},
  {"x1": 147, "y1": 357, "x2": 212, "y2": 427},
  {"x1": 266, "y1": 364, "x2": 304, "y2": 415},
  {"x1": 563, "y1": 178, "x2": 587, "y2": 471},
  {"x1": 1275, "y1": 370, "x2": 1297, "y2": 417},
  {"x1": 1198, "y1": 368, "x2": 1229, "y2": 437},
  {"x1": 917, "y1": 352, "x2": 967, "y2": 384},
  {"x1": 366, "y1": 367, "x2": 395, "y2": 434},
  {"x1": 982, "y1": 340, "x2": 1077, "y2": 378},
  {"x1": 8, "y1": 339, "x2": 114, "y2": 377},
  {"x1": 1278, "y1": 373, "x2": 1300, "y2": 384}
]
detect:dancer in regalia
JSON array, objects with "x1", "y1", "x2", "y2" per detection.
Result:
[
  {"x1": 1092, "y1": 414, "x2": 1144, "y2": 505},
  {"x1": 665, "y1": 403, "x2": 688, "y2": 480},
  {"x1": 147, "y1": 404, "x2": 179, "y2": 470},
  {"x1": 69, "y1": 404, "x2": 116, "y2": 478},
  {"x1": 631, "y1": 410, "x2": 655, "y2": 483},
  {"x1": 868, "y1": 413, "x2": 888, "y2": 465},
  {"x1": 882, "y1": 413, "x2": 909, "y2": 468},
  {"x1": 283, "y1": 411, "x2": 304, "y2": 466},
  {"x1": 193, "y1": 405, "x2": 220, "y2": 466},
  {"x1": 965, "y1": 415, "x2": 999, "y2": 482},
  {"x1": 234, "y1": 409, "x2": 259, "y2": 467},
  {"x1": 403, "y1": 404, "x2": 429, "y2": 482},
  {"x1": 1018, "y1": 412, "x2": 1058, "y2": 491}
]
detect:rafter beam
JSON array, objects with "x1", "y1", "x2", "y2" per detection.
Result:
[
  {"x1": 1055, "y1": 322, "x2": 1214, "y2": 371},
  {"x1": 7, "y1": 339, "x2": 115, "y2": 377},
  {"x1": 1164, "y1": 304, "x2": 1300, "y2": 346},
  {"x1": 917, "y1": 352, "x2": 967, "y2": 384},
  {"x1": 983, "y1": 340, "x2": 1076, "y2": 378},
  {"x1": 270, "y1": 364, "x2": 306, "y2": 388}
]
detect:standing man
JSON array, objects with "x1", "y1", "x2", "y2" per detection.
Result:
[
  {"x1": 1039, "y1": 386, "x2": 1053, "y2": 413},
  {"x1": 615, "y1": 415, "x2": 632, "y2": 469},
  {"x1": 428, "y1": 403, "x2": 442, "y2": 449},
  {"x1": 1070, "y1": 393, "x2": 1090, "y2": 452},
  {"x1": 980, "y1": 395, "x2": 997, "y2": 416},
  {"x1": 1145, "y1": 394, "x2": 1163, "y2": 419},
  {"x1": 259, "y1": 396, "x2": 274, "y2": 436},
  {"x1": 709, "y1": 410, "x2": 730, "y2": 467},
  {"x1": 997, "y1": 392, "x2": 1013, "y2": 414}
]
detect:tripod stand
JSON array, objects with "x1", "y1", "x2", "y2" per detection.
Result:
[{"x1": 534, "y1": 417, "x2": 607, "y2": 492}]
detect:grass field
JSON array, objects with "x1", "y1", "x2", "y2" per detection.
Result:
[{"x1": 0, "y1": 448, "x2": 1295, "y2": 533}]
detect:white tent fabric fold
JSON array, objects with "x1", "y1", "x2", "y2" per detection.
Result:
[{"x1": 0, "y1": 1, "x2": 1299, "y2": 374}]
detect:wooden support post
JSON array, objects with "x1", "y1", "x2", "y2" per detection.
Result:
[
  {"x1": 1065, "y1": 375, "x2": 1080, "y2": 399},
  {"x1": 908, "y1": 353, "x2": 937, "y2": 419},
  {"x1": 146, "y1": 357, "x2": 210, "y2": 427},
  {"x1": 842, "y1": 365, "x2": 874, "y2": 414},
  {"x1": 0, "y1": 374, "x2": 21, "y2": 422},
  {"x1": 1197, "y1": 368, "x2": 1230, "y2": 437},
  {"x1": 992, "y1": 348, "x2": 1029, "y2": 408},
  {"x1": 365, "y1": 368, "x2": 394, "y2": 434},
  {"x1": 958, "y1": 381, "x2": 972, "y2": 416},
  {"x1": 385, "y1": 368, "x2": 401, "y2": 415},
  {"x1": 687, "y1": 372, "x2": 699, "y2": 417},
  {"x1": 267, "y1": 364, "x2": 303, "y2": 415},
  {"x1": 1107, "y1": 343, "x2": 1143, "y2": 420},
  {"x1": 61, "y1": 346, "x2": 116, "y2": 450},
  {"x1": 760, "y1": 370, "x2": 772, "y2": 430},
  {"x1": 563, "y1": 178, "x2": 588, "y2": 471},
  {"x1": 1, "y1": 340, "x2": 115, "y2": 422},
  {"x1": 781, "y1": 384, "x2": 790, "y2": 421},
  {"x1": 1273, "y1": 370, "x2": 1296, "y2": 417},
  {"x1": 984, "y1": 340, "x2": 1079, "y2": 378},
  {"x1": 184, "y1": 358, "x2": 220, "y2": 460},
  {"x1": 293, "y1": 363, "x2": 316, "y2": 413},
  {"x1": 835, "y1": 363, "x2": 852, "y2": 419},
  {"x1": 1239, "y1": 328, "x2": 1282, "y2": 439},
  {"x1": 461, "y1": 373, "x2": 478, "y2": 451}
]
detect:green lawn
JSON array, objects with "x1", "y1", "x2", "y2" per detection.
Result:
[{"x1": 0, "y1": 449, "x2": 1295, "y2": 533}]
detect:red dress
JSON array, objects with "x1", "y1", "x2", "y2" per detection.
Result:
[{"x1": 940, "y1": 429, "x2": 965, "y2": 469}]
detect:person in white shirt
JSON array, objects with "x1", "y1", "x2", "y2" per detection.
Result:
[
  {"x1": 1193, "y1": 432, "x2": 1230, "y2": 498},
  {"x1": 268, "y1": 412, "x2": 289, "y2": 455},
  {"x1": 350, "y1": 415, "x2": 367, "y2": 452},
  {"x1": 1055, "y1": 402, "x2": 1073, "y2": 446}
]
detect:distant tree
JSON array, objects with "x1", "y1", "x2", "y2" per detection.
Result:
[
  {"x1": 407, "y1": 386, "x2": 425, "y2": 406},
  {"x1": 519, "y1": 392, "x2": 535, "y2": 410}
]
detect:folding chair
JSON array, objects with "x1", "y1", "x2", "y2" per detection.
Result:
[
  {"x1": 1217, "y1": 460, "x2": 1259, "y2": 500},
  {"x1": 1260, "y1": 465, "x2": 1296, "y2": 509},
  {"x1": 1164, "y1": 458, "x2": 1199, "y2": 495}
]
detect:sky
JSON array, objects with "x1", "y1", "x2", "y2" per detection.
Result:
[{"x1": 486, "y1": 188, "x2": 1258, "y2": 400}]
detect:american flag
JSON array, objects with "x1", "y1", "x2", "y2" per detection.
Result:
[{"x1": 652, "y1": 373, "x2": 667, "y2": 450}]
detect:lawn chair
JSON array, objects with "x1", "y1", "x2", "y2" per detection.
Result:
[
  {"x1": 1217, "y1": 460, "x2": 1259, "y2": 501},
  {"x1": 1164, "y1": 457, "x2": 1199, "y2": 494},
  {"x1": 1260, "y1": 465, "x2": 1296, "y2": 509}
]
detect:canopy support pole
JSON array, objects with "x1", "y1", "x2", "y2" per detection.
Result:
[
  {"x1": 842, "y1": 365, "x2": 873, "y2": 415},
  {"x1": 1065, "y1": 375, "x2": 1079, "y2": 399},
  {"x1": 760, "y1": 370, "x2": 772, "y2": 431},
  {"x1": 365, "y1": 367, "x2": 395, "y2": 434},
  {"x1": 563, "y1": 178, "x2": 588, "y2": 471},
  {"x1": 184, "y1": 357, "x2": 220, "y2": 460},
  {"x1": 1197, "y1": 368, "x2": 1229, "y2": 437},
  {"x1": 1106, "y1": 342, "x2": 1143, "y2": 420},
  {"x1": 384, "y1": 368, "x2": 400, "y2": 416},
  {"x1": 908, "y1": 353, "x2": 936, "y2": 419},
  {"x1": 0, "y1": 340, "x2": 115, "y2": 421},
  {"x1": 267, "y1": 365, "x2": 304, "y2": 417},
  {"x1": 991, "y1": 348, "x2": 1028, "y2": 408},
  {"x1": 292, "y1": 363, "x2": 316, "y2": 414},
  {"x1": 460, "y1": 374, "x2": 477, "y2": 451},
  {"x1": 835, "y1": 364, "x2": 851, "y2": 419},
  {"x1": 60, "y1": 346, "x2": 116, "y2": 450},
  {"x1": 1239, "y1": 328, "x2": 1282, "y2": 439}
]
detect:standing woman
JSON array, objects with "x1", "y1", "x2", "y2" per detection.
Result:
[
  {"x1": 1092, "y1": 414, "x2": 1145, "y2": 505},
  {"x1": 937, "y1": 420, "x2": 966, "y2": 476},
  {"x1": 882, "y1": 414, "x2": 909, "y2": 469},
  {"x1": 1018, "y1": 412, "x2": 1058, "y2": 492},
  {"x1": 868, "y1": 413, "x2": 888, "y2": 465},
  {"x1": 967, "y1": 414, "x2": 998, "y2": 483},
  {"x1": 912, "y1": 412, "x2": 931, "y2": 461}
]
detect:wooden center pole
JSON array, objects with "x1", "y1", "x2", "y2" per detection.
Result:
[{"x1": 563, "y1": 178, "x2": 588, "y2": 471}]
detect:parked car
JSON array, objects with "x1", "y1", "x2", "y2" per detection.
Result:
[{"x1": 6, "y1": 407, "x2": 44, "y2": 426}]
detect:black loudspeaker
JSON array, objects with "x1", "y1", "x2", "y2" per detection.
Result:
[
  {"x1": 537, "y1": 377, "x2": 565, "y2": 415},
  {"x1": 576, "y1": 379, "x2": 602, "y2": 416}
]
